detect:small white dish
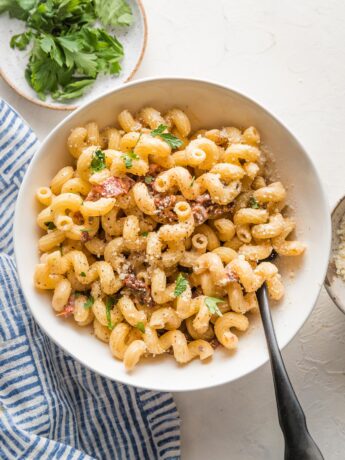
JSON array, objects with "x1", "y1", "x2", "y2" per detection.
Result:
[
  {"x1": 14, "y1": 77, "x2": 331, "y2": 391},
  {"x1": 325, "y1": 197, "x2": 345, "y2": 313},
  {"x1": 0, "y1": 0, "x2": 147, "y2": 111}
]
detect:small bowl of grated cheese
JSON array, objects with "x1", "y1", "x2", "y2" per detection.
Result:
[{"x1": 325, "y1": 197, "x2": 345, "y2": 313}]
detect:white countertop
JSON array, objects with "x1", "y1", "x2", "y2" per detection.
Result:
[{"x1": 2, "y1": 1, "x2": 345, "y2": 458}]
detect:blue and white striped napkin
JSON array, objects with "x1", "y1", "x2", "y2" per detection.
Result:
[{"x1": 0, "y1": 99, "x2": 181, "y2": 460}]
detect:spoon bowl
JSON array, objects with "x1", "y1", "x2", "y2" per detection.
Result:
[{"x1": 325, "y1": 196, "x2": 345, "y2": 313}]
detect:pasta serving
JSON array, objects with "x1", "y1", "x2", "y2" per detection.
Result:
[{"x1": 34, "y1": 107, "x2": 306, "y2": 371}]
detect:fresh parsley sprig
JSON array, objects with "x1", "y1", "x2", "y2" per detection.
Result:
[
  {"x1": 151, "y1": 124, "x2": 183, "y2": 150},
  {"x1": 248, "y1": 196, "x2": 260, "y2": 209},
  {"x1": 144, "y1": 175, "x2": 154, "y2": 184},
  {"x1": 90, "y1": 149, "x2": 106, "y2": 173},
  {"x1": 105, "y1": 296, "x2": 117, "y2": 331},
  {"x1": 174, "y1": 273, "x2": 188, "y2": 297},
  {"x1": 204, "y1": 297, "x2": 224, "y2": 317},
  {"x1": 84, "y1": 295, "x2": 94, "y2": 309},
  {"x1": 122, "y1": 151, "x2": 139, "y2": 169},
  {"x1": 45, "y1": 221, "x2": 56, "y2": 230},
  {"x1": 136, "y1": 322, "x2": 145, "y2": 333}
]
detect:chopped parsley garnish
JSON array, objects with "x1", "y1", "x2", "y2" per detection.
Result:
[
  {"x1": 190, "y1": 176, "x2": 195, "y2": 187},
  {"x1": 80, "y1": 272, "x2": 86, "y2": 277},
  {"x1": 248, "y1": 196, "x2": 260, "y2": 209},
  {"x1": 84, "y1": 295, "x2": 94, "y2": 309},
  {"x1": 0, "y1": 0, "x2": 132, "y2": 101},
  {"x1": 105, "y1": 296, "x2": 117, "y2": 330},
  {"x1": 144, "y1": 175, "x2": 154, "y2": 184},
  {"x1": 151, "y1": 124, "x2": 183, "y2": 149},
  {"x1": 205, "y1": 297, "x2": 224, "y2": 317},
  {"x1": 45, "y1": 221, "x2": 56, "y2": 230},
  {"x1": 174, "y1": 273, "x2": 188, "y2": 297},
  {"x1": 141, "y1": 231, "x2": 148, "y2": 237},
  {"x1": 136, "y1": 322, "x2": 145, "y2": 333},
  {"x1": 121, "y1": 151, "x2": 139, "y2": 169},
  {"x1": 150, "y1": 124, "x2": 166, "y2": 136},
  {"x1": 90, "y1": 149, "x2": 106, "y2": 173}
]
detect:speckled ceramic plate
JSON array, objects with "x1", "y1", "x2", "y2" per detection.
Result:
[{"x1": 0, "y1": 0, "x2": 147, "y2": 111}]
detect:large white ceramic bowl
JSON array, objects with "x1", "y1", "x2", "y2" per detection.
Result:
[{"x1": 14, "y1": 78, "x2": 331, "y2": 392}]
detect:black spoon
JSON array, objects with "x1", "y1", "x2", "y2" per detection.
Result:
[{"x1": 257, "y1": 275, "x2": 324, "y2": 459}]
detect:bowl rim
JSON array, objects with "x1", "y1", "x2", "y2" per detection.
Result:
[
  {"x1": 0, "y1": 0, "x2": 148, "y2": 111},
  {"x1": 13, "y1": 76, "x2": 332, "y2": 391}
]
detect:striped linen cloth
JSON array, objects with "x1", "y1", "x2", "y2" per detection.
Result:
[{"x1": 0, "y1": 99, "x2": 181, "y2": 460}]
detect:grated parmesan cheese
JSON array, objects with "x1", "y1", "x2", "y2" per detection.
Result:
[{"x1": 334, "y1": 214, "x2": 345, "y2": 281}]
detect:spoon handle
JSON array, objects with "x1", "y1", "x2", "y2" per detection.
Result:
[{"x1": 257, "y1": 284, "x2": 324, "y2": 460}]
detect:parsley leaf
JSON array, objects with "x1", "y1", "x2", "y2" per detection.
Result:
[
  {"x1": 136, "y1": 322, "x2": 145, "y2": 333},
  {"x1": 0, "y1": 0, "x2": 35, "y2": 20},
  {"x1": 80, "y1": 272, "x2": 86, "y2": 277},
  {"x1": 174, "y1": 273, "x2": 188, "y2": 297},
  {"x1": 141, "y1": 231, "x2": 148, "y2": 237},
  {"x1": 84, "y1": 295, "x2": 94, "y2": 309},
  {"x1": 57, "y1": 36, "x2": 80, "y2": 54},
  {"x1": 52, "y1": 78, "x2": 95, "y2": 101},
  {"x1": 74, "y1": 51, "x2": 98, "y2": 77},
  {"x1": 94, "y1": 0, "x2": 133, "y2": 27},
  {"x1": 105, "y1": 296, "x2": 117, "y2": 330},
  {"x1": 10, "y1": 31, "x2": 32, "y2": 50},
  {"x1": 159, "y1": 132, "x2": 184, "y2": 149},
  {"x1": 122, "y1": 151, "x2": 139, "y2": 169},
  {"x1": 151, "y1": 125, "x2": 168, "y2": 137},
  {"x1": 144, "y1": 175, "x2": 154, "y2": 184},
  {"x1": 248, "y1": 197, "x2": 260, "y2": 209},
  {"x1": 26, "y1": 40, "x2": 62, "y2": 96},
  {"x1": 45, "y1": 221, "x2": 56, "y2": 230},
  {"x1": 90, "y1": 149, "x2": 106, "y2": 173},
  {"x1": 204, "y1": 297, "x2": 224, "y2": 317},
  {"x1": 151, "y1": 124, "x2": 183, "y2": 149},
  {"x1": 150, "y1": 124, "x2": 166, "y2": 136},
  {"x1": 40, "y1": 34, "x2": 55, "y2": 54}
]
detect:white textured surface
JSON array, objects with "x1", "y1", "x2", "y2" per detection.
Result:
[{"x1": 1, "y1": 0, "x2": 345, "y2": 458}]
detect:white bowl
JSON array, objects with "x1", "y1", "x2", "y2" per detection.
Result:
[{"x1": 14, "y1": 77, "x2": 331, "y2": 392}]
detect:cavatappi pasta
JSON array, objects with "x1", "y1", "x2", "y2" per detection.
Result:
[{"x1": 34, "y1": 107, "x2": 306, "y2": 371}]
